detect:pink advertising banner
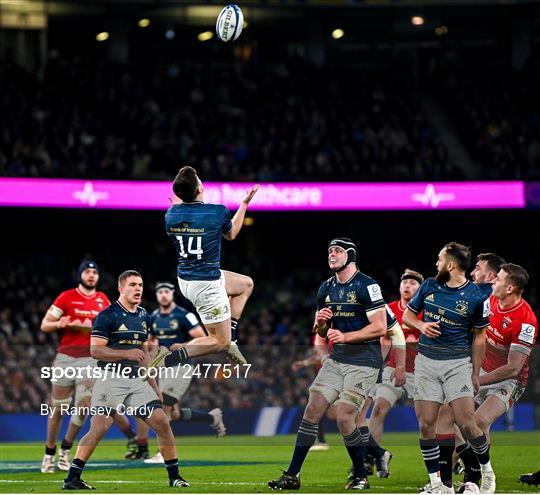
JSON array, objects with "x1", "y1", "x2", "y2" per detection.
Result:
[{"x1": 0, "y1": 178, "x2": 525, "y2": 211}]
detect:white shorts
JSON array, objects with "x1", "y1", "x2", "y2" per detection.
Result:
[
  {"x1": 309, "y1": 358, "x2": 379, "y2": 410},
  {"x1": 91, "y1": 376, "x2": 160, "y2": 415},
  {"x1": 414, "y1": 353, "x2": 473, "y2": 404},
  {"x1": 475, "y1": 369, "x2": 523, "y2": 411},
  {"x1": 177, "y1": 272, "x2": 230, "y2": 325},
  {"x1": 373, "y1": 366, "x2": 415, "y2": 407},
  {"x1": 159, "y1": 365, "x2": 193, "y2": 402},
  {"x1": 52, "y1": 353, "x2": 97, "y2": 388}
]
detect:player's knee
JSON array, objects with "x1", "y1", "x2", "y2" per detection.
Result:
[
  {"x1": 417, "y1": 417, "x2": 436, "y2": 438},
  {"x1": 474, "y1": 414, "x2": 490, "y2": 432},
  {"x1": 304, "y1": 402, "x2": 324, "y2": 423},
  {"x1": 372, "y1": 400, "x2": 390, "y2": 420},
  {"x1": 243, "y1": 276, "x2": 254, "y2": 295},
  {"x1": 336, "y1": 414, "x2": 355, "y2": 433},
  {"x1": 456, "y1": 417, "x2": 477, "y2": 438},
  {"x1": 153, "y1": 416, "x2": 171, "y2": 434}
]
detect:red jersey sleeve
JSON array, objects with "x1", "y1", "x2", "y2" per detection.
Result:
[
  {"x1": 50, "y1": 291, "x2": 70, "y2": 318},
  {"x1": 101, "y1": 292, "x2": 111, "y2": 307}
]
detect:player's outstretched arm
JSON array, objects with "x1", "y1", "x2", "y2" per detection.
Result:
[{"x1": 223, "y1": 184, "x2": 259, "y2": 241}]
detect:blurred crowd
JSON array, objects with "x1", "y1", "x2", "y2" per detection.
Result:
[
  {"x1": 439, "y1": 68, "x2": 540, "y2": 180},
  {"x1": 1, "y1": 57, "x2": 458, "y2": 182}
]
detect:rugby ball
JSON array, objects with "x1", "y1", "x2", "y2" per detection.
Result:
[{"x1": 216, "y1": 4, "x2": 244, "y2": 42}]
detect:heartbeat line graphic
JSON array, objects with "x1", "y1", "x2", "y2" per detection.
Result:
[
  {"x1": 73, "y1": 182, "x2": 110, "y2": 207},
  {"x1": 412, "y1": 184, "x2": 456, "y2": 208}
]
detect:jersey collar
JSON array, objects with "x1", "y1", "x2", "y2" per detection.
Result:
[
  {"x1": 335, "y1": 270, "x2": 359, "y2": 285},
  {"x1": 444, "y1": 279, "x2": 470, "y2": 291},
  {"x1": 116, "y1": 300, "x2": 138, "y2": 314},
  {"x1": 496, "y1": 298, "x2": 524, "y2": 314}
]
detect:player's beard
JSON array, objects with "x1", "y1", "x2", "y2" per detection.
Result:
[
  {"x1": 435, "y1": 267, "x2": 451, "y2": 284},
  {"x1": 80, "y1": 280, "x2": 96, "y2": 290}
]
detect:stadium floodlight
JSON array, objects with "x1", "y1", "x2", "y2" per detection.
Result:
[
  {"x1": 411, "y1": 16, "x2": 425, "y2": 26},
  {"x1": 138, "y1": 18, "x2": 151, "y2": 28},
  {"x1": 198, "y1": 31, "x2": 214, "y2": 42},
  {"x1": 332, "y1": 28, "x2": 344, "y2": 40}
]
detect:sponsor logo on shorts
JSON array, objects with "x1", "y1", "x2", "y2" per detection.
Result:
[{"x1": 460, "y1": 384, "x2": 470, "y2": 393}]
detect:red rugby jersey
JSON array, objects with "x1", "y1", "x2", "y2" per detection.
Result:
[
  {"x1": 482, "y1": 295, "x2": 538, "y2": 385},
  {"x1": 50, "y1": 288, "x2": 111, "y2": 358},
  {"x1": 386, "y1": 299, "x2": 421, "y2": 373}
]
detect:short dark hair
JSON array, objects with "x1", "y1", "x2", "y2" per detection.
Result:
[
  {"x1": 443, "y1": 242, "x2": 471, "y2": 272},
  {"x1": 172, "y1": 166, "x2": 199, "y2": 202},
  {"x1": 477, "y1": 252, "x2": 506, "y2": 274},
  {"x1": 402, "y1": 268, "x2": 424, "y2": 284},
  {"x1": 500, "y1": 263, "x2": 529, "y2": 292},
  {"x1": 118, "y1": 270, "x2": 142, "y2": 286}
]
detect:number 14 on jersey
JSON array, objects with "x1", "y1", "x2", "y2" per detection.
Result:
[{"x1": 176, "y1": 235, "x2": 204, "y2": 260}]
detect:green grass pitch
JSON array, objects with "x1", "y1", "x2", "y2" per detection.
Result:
[{"x1": 1, "y1": 432, "x2": 539, "y2": 493}]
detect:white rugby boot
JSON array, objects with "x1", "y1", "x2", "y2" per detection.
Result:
[
  {"x1": 57, "y1": 448, "x2": 71, "y2": 471},
  {"x1": 40, "y1": 454, "x2": 55, "y2": 473},
  {"x1": 479, "y1": 470, "x2": 496, "y2": 494},
  {"x1": 209, "y1": 408, "x2": 227, "y2": 437},
  {"x1": 226, "y1": 341, "x2": 247, "y2": 365},
  {"x1": 144, "y1": 451, "x2": 164, "y2": 464}
]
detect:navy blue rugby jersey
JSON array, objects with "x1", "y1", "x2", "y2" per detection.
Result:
[
  {"x1": 476, "y1": 282, "x2": 494, "y2": 299},
  {"x1": 316, "y1": 271, "x2": 388, "y2": 368},
  {"x1": 408, "y1": 278, "x2": 490, "y2": 360},
  {"x1": 91, "y1": 301, "x2": 151, "y2": 371},
  {"x1": 165, "y1": 202, "x2": 232, "y2": 281},
  {"x1": 149, "y1": 305, "x2": 200, "y2": 348}
]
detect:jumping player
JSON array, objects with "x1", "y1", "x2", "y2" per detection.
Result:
[
  {"x1": 131, "y1": 281, "x2": 226, "y2": 463},
  {"x1": 151, "y1": 166, "x2": 258, "y2": 369},
  {"x1": 403, "y1": 242, "x2": 496, "y2": 494},
  {"x1": 268, "y1": 238, "x2": 388, "y2": 491},
  {"x1": 62, "y1": 270, "x2": 189, "y2": 490}
]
